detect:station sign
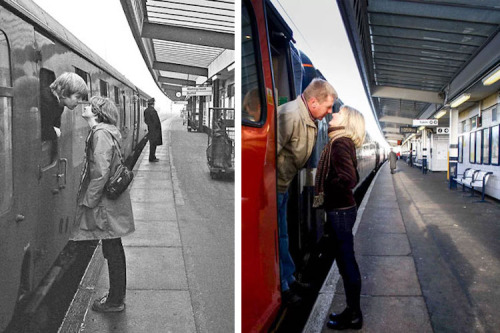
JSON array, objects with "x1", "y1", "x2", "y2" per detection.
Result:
[
  {"x1": 413, "y1": 119, "x2": 438, "y2": 126},
  {"x1": 437, "y1": 127, "x2": 450, "y2": 134},
  {"x1": 174, "y1": 101, "x2": 188, "y2": 105},
  {"x1": 400, "y1": 126, "x2": 417, "y2": 134},
  {"x1": 182, "y1": 86, "x2": 212, "y2": 97}
]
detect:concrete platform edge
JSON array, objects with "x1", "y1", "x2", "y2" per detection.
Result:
[{"x1": 302, "y1": 162, "x2": 386, "y2": 333}]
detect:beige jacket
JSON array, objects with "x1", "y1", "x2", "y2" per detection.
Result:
[
  {"x1": 277, "y1": 97, "x2": 318, "y2": 193},
  {"x1": 72, "y1": 123, "x2": 135, "y2": 241}
]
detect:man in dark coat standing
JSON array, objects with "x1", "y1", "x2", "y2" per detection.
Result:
[{"x1": 144, "y1": 98, "x2": 162, "y2": 162}]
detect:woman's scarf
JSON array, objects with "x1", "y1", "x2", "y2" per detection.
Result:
[
  {"x1": 76, "y1": 128, "x2": 94, "y2": 202},
  {"x1": 313, "y1": 126, "x2": 349, "y2": 208}
]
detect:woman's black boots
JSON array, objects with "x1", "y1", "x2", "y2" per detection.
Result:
[{"x1": 327, "y1": 307, "x2": 363, "y2": 330}]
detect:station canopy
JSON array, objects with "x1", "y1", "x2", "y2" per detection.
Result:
[
  {"x1": 337, "y1": 0, "x2": 500, "y2": 145},
  {"x1": 121, "y1": 0, "x2": 234, "y2": 101}
]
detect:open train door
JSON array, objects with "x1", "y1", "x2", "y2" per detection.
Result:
[{"x1": 34, "y1": 31, "x2": 75, "y2": 284}]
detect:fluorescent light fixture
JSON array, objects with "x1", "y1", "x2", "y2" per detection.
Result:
[
  {"x1": 418, "y1": 126, "x2": 425, "y2": 131},
  {"x1": 227, "y1": 63, "x2": 235, "y2": 71},
  {"x1": 212, "y1": 75, "x2": 218, "y2": 81},
  {"x1": 450, "y1": 93, "x2": 471, "y2": 108},
  {"x1": 482, "y1": 66, "x2": 500, "y2": 86},
  {"x1": 434, "y1": 110, "x2": 447, "y2": 119}
]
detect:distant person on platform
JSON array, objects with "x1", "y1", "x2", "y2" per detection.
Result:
[
  {"x1": 144, "y1": 98, "x2": 162, "y2": 162},
  {"x1": 389, "y1": 148, "x2": 397, "y2": 174},
  {"x1": 277, "y1": 78, "x2": 337, "y2": 305}
]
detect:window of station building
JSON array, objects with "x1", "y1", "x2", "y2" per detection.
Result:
[
  {"x1": 469, "y1": 132, "x2": 475, "y2": 163},
  {"x1": 242, "y1": 1, "x2": 264, "y2": 126},
  {"x1": 74, "y1": 67, "x2": 90, "y2": 101},
  {"x1": 0, "y1": 30, "x2": 13, "y2": 214},
  {"x1": 114, "y1": 86, "x2": 120, "y2": 105},
  {"x1": 492, "y1": 107, "x2": 497, "y2": 123},
  {"x1": 460, "y1": 120, "x2": 466, "y2": 133},
  {"x1": 492, "y1": 125, "x2": 499, "y2": 165},
  {"x1": 458, "y1": 135, "x2": 463, "y2": 163},
  {"x1": 475, "y1": 130, "x2": 482, "y2": 164},
  {"x1": 99, "y1": 79, "x2": 108, "y2": 97},
  {"x1": 483, "y1": 128, "x2": 490, "y2": 165},
  {"x1": 471, "y1": 116, "x2": 477, "y2": 130}
]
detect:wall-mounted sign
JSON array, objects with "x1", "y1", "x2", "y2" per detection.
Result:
[
  {"x1": 437, "y1": 127, "x2": 450, "y2": 134},
  {"x1": 174, "y1": 101, "x2": 188, "y2": 105},
  {"x1": 400, "y1": 126, "x2": 418, "y2": 134},
  {"x1": 182, "y1": 86, "x2": 212, "y2": 96},
  {"x1": 413, "y1": 119, "x2": 438, "y2": 126}
]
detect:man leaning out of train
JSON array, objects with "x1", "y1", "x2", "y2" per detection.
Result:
[
  {"x1": 277, "y1": 78, "x2": 337, "y2": 305},
  {"x1": 313, "y1": 105, "x2": 365, "y2": 330},
  {"x1": 41, "y1": 72, "x2": 88, "y2": 140},
  {"x1": 72, "y1": 96, "x2": 135, "y2": 313}
]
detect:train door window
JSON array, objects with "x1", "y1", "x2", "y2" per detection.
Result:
[
  {"x1": 483, "y1": 128, "x2": 490, "y2": 165},
  {"x1": 476, "y1": 130, "x2": 482, "y2": 164},
  {"x1": 469, "y1": 132, "x2": 475, "y2": 163},
  {"x1": 114, "y1": 86, "x2": 120, "y2": 105},
  {"x1": 39, "y1": 68, "x2": 60, "y2": 165},
  {"x1": 74, "y1": 67, "x2": 90, "y2": 101},
  {"x1": 242, "y1": 1, "x2": 264, "y2": 125},
  {"x1": 0, "y1": 30, "x2": 13, "y2": 213},
  {"x1": 492, "y1": 125, "x2": 499, "y2": 165},
  {"x1": 458, "y1": 135, "x2": 463, "y2": 163},
  {"x1": 99, "y1": 79, "x2": 108, "y2": 97}
]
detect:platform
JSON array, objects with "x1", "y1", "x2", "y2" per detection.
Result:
[
  {"x1": 59, "y1": 117, "x2": 196, "y2": 332},
  {"x1": 306, "y1": 161, "x2": 500, "y2": 332}
]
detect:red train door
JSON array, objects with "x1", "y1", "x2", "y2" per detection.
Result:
[{"x1": 242, "y1": 1, "x2": 280, "y2": 331}]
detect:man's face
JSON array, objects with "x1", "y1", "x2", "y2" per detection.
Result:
[
  {"x1": 309, "y1": 95, "x2": 334, "y2": 120},
  {"x1": 61, "y1": 93, "x2": 83, "y2": 110}
]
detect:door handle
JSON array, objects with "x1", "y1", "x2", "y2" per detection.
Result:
[
  {"x1": 15, "y1": 214, "x2": 25, "y2": 223},
  {"x1": 57, "y1": 158, "x2": 68, "y2": 189}
]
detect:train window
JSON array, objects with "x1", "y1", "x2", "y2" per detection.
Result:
[
  {"x1": 99, "y1": 79, "x2": 108, "y2": 97},
  {"x1": 458, "y1": 135, "x2": 463, "y2": 163},
  {"x1": 122, "y1": 93, "x2": 126, "y2": 128},
  {"x1": 469, "y1": 132, "x2": 475, "y2": 163},
  {"x1": 483, "y1": 128, "x2": 490, "y2": 165},
  {"x1": 492, "y1": 125, "x2": 499, "y2": 165},
  {"x1": 114, "y1": 87, "x2": 120, "y2": 105},
  {"x1": 39, "y1": 68, "x2": 61, "y2": 165},
  {"x1": 74, "y1": 67, "x2": 90, "y2": 101},
  {"x1": 0, "y1": 31, "x2": 13, "y2": 213},
  {"x1": 476, "y1": 130, "x2": 482, "y2": 164},
  {"x1": 242, "y1": 1, "x2": 264, "y2": 126},
  {"x1": 228, "y1": 83, "x2": 235, "y2": 108},
  {"x1": 0, "y1": 31, "x2": 11, "y2": 87}
]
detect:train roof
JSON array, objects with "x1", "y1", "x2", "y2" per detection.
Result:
[{"x1": 3, "y1": 0, "x2": 149, "y2": 97}]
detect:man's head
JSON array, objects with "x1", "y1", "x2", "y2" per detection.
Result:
[
  {"x1": 50, "y1": 72, "x2": 88, "y2": 110},
  {"x1": 303, "y1": 78, "x2": 337, "y2": 120},
  {"x1": 148, "y1": 98, "x2": 155, "y2": 106}
]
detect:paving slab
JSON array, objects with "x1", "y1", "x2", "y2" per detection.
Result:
[
  {"x1": 132, "y1": 201, "x2": 177, "y2": 221},
  {"x1": 122, "y1": 221, "x2": 181, "y2": 247},
  {"x1": 81, "y1": 289, "x2": 195, "y2": 333}
]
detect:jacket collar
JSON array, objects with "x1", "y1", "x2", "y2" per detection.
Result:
[{"x1": 297, "y1": 97, "x2": 317, "y2": 128}]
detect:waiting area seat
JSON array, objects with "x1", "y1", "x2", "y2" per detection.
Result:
[{"x1": 454, "y1": 168, "x2": 493, "y2": 202}]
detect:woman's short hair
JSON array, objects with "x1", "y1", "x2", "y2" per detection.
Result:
[
  {"x1": 50, "y1": 72, "x2": 88, "y2": 98},
  {"x1": 303, "y1": 78, "x2": 338, "y2": 103},
  {"x1": 90, "y1": 96, "x2": 119, "y2": 125},
  {"x1": 338, "y1": 105, "x2": 366, "y2": 148}
]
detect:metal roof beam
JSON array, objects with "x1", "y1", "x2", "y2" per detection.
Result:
[
  {"x1": 153, "y1": 61, "x2": 208, "y2": 76},
  {"x1": 159, "y1": 76, "x2": 196, "y2": 86},
  {"x1": 372, "y1": 86, "x2": 443, "y2": 104},
  {"x1": 142, "y1": 22, "x2": 234, "y2": 50},
  {"x1": 379, "y1": 116, "x2": 414, "y2": 125}
]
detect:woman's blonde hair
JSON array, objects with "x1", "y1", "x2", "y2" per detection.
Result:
[
  {"x1": 90, "y1": 96, "x2": 119, "y2": 126},
  {"x1": 337, "y1": 105, "x2": 366, "y2": 148}
]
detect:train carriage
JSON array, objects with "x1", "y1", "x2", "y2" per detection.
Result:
[
  {"x1": 242, "y1": 1, "x2": 385, "y2": 331},
  {"x1": 0, "y1": 0, "x2": 150, "y2": 329}
]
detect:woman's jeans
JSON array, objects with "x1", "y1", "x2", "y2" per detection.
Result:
[
  {"x1": 102, "y1": 238, "x2": 126, "y2": 304},
  {"x1": 327, "y1": 206, "x2": 361, "y2": 311},
  {"x1": 277, "y1": 191, "x2": 296, "y2": 291}
]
